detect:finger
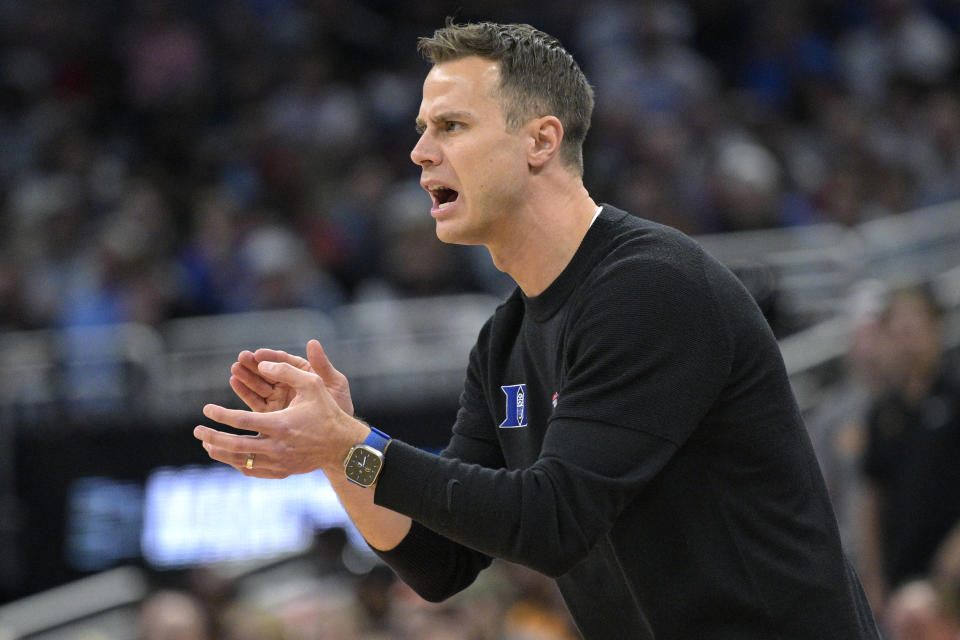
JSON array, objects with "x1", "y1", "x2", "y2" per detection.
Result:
[
  {"x1": 194, "y1": 424, "x2": 266, "y2": 453},
  {"x1": 202, "y1": 403, "x2": 275, "y2": 434},
  {"x1": 236, "y1": 351, "x2": 276, "y2": 397},
  {"x1": 254, "y1": 348, "x2": 311, "y2": 371},
  {"x1": 231, "y1": 360, "x2": 275, "y2": 399},
  {"x1": 237, "y1": 350, "x2": 259, "y2": 372},
  {"x1": 220, "y1": 448, "x2": 260, "y2": 472},
  {"x1": 229, "y1": 375, "x2": 268, "y2": 412},
  {"x1": 256, "y1": 360, "x2": 322, "y2": 392},
  {"x1": 197, "y1": 434, "x2": 280, "y2": 478},
  {"x1": 233, "y1": 453, "x2": 290, "y2": 479},
  {"x1": 307, "y1": 340, "x2": 344, "y2": 384},
  {"x1": 199, "y1": 436, "x2": 250, "y2": 468}
]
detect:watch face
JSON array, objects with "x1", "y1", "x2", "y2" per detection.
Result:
[{"x1": 345, "y1": 445, "x2": 383, "y2": 487}]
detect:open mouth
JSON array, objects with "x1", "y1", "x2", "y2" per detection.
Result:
[{"x1": 430, "y1": 187, "x2": 460, "y2": 210}]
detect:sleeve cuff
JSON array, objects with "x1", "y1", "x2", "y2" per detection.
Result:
[{"x1": 373, "y1": 439, "x2": 439, "y2": 518}]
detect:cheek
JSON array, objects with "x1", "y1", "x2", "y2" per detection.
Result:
[
  {"x1": 479, "y1": 142, "x2": 526, "y2": 187},
  {"x1": 451, "y1": 135, "x2": 527, "y2": 208}
]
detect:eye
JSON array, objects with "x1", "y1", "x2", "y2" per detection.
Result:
[{"x1": 444, "y1": 120, "x2": 464, "y2": 132}]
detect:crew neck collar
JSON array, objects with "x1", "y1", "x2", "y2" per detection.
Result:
[{"x1": 521, "y1": 204, "x2": 622, "y2": 322}]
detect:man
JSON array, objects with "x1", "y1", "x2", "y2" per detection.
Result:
[
  {"x1": 195, "y1": 21, "x2": 880, "y2": 639},
  {"x1": 859, "y1": 286, "x2": 960, "y2": 616}
]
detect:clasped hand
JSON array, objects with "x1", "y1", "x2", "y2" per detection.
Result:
[{"x1": 194, "y1": 340, "x2": 368, "y2": 478}]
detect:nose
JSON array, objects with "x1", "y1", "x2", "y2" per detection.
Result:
[{"x1": 410, "y1": 132, "x2": 440, "y2": 167}]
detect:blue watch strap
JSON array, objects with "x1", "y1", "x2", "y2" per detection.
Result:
[{"x1": 363, "y1": 426, "x2": 391, "y2": 453}]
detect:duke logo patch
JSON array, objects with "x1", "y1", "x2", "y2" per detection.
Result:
[{"x1": 500, "y1": 384, "x2": 529, "y2": 428}]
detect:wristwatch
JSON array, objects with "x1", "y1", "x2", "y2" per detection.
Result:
[{"x1": 343, "y1": 426, "x2": 391, "y2": 487}]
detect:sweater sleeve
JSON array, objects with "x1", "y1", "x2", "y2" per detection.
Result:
[
  {"x1": 372, "y1": 321, "x2": 502, "y2": 600},
  {"x1": 374, "y1": 253, "x2": 733, "y2": 584}
]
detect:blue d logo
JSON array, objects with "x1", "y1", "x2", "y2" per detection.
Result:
[{"x1": 500, "y1": 384, "x2": 529, "y2": 428}]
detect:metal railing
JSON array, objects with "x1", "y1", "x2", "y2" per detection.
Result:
[
  {"x1": 696, "y1": 199, "x2": 960, "y2": 327},
  {"x1": 1, "y1": 199, "x2": 958, "y2": 426}
]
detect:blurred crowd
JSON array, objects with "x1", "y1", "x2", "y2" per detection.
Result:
[
  {"x1": 135, "y1": 529, "x2": 580, "y2": 640},
  {"x1": 3, "y1": 1, "x2": 960, "y2": 639},
  {"x1": 808, "y1": 283, "x2": 960, "y2": 640},
  {"x1": 1, "y1": 0, "x2": 959, "y2": 333}
]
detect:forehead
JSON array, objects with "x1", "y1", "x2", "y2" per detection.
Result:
[{"x1": 418, "y1": 56, "x2": 503, "y2": 117}]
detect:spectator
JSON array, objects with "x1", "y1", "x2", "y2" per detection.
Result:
[
  {"x1": 173, "y1": 187, "x2": 244, "y2": 317},
  {"x1": 912, "y1": 90, "x2": 960, "y2": 207},
  {"x1": 139, "y1": 589, "x2": 212, "y2": 640},
  {"x1": 838, "y1": 0, "x2": 956, "y2": 106},
  {"x1": 1, "y1": 0, "x2": 959, "y2": 334},
  {"x1": 885, "y1": 579, "x2": 960, "y2": 640},
  {"x1": 806, "y1": 279, "x2": 892, "y2": 562},
  {"x1": 227, "y1": 222, "x2": 344, "y2": 312},
  {"x1": 500, "y1": 564, "x2": 579, "y2": 640},
  {"x1": 705, "y1": 134, "x2": 788, "y2": 231},
  {"x1": 860, "y1": 286, "x2": 960, "y2": 614}
]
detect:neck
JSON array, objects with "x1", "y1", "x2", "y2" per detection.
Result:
[{"x1": 486, "y1": 179, "x2": 598, "y2": 297}]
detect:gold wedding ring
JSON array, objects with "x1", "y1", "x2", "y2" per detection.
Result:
[{"x1": 245, "y1": 453, "x2": 255, "y2": 470}]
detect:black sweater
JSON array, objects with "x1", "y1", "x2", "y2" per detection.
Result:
[{"x1": 374, "y1": 206, "x2": 879, "y2": 639}]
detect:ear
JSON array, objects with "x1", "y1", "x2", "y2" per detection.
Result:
[{"x1": 527, "y1": 116, "x2": 564, "y2": 169}]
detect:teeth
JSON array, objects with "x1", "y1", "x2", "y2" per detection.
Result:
[{"x1": 438, "y1": 201, "x2": 454, "y2": 209}]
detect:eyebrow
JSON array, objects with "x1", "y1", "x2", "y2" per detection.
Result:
[{"x1": 415, "y1": 110, "x2": 474, "y2": 131}]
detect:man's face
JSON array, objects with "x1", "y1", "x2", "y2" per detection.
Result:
[
  {"x1": 411, "y1": 56, "x2": 530, "y2": 246},
  {"x1": 885, "y1": 294, "x2": 942, "y2": 380}
]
